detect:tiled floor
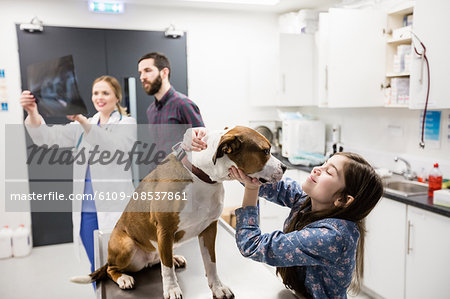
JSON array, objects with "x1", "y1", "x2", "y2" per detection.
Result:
[
  {"x1": 0, "y1": 243, "x2": 96, "y2": 299},
  {"x1": 0, "y1": 243, "x2": 373, "y2": 299}
]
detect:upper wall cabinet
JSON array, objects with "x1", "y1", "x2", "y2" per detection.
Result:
[
  {"x1": 279, "y1": 33, "x2": 315, "y2": 106},
  {"x1": 249, "y1": 33, "x2": 314, "y2": 107},
  {"x1": 329, "y1": 8, "x2": 387, "y2": 107},
  {"x1": 409, "y1": 0, "x2": 450, "y2": 109},
  {"x1": 318, "y1": 8, "x2": 387, "y2": 108},
  {"x1": 317, "y1": 13, "x2": 329, "y2": 107}
]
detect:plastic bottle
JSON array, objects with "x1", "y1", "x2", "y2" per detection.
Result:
[
  {"x1": 12, "y1": 225, "x2": 32, "y2": 257},
  {"x1": 417, "y1": 167, "x2": 427, "y2": 183},
  {"x1": 428, "y1": 163, "x2": 443, "y2": 198},
  {"x1": 0, "y1": 226, "x2": 13, "y2": 259}
]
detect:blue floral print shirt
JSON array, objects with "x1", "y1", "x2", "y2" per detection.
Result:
[{"x1": 234, "y1": 177, "x2": 360, "y2": 298}]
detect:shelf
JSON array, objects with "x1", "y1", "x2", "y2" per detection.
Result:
[
  {"x1": 387, "y1": 36, "x2": 412, "y2": 45},
  {"x1": 386, "y1": 72, "x2": 410, "y2": 77},
  {"x1": 388, "y1": 4, "x2": 414, "y2": 16},
  {"x1": 384, "y1": 104, "x2": 409, "y2": 108}
]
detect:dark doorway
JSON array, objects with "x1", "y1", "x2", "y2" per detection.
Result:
[{"x1": 16, "y1": 25, "x2": 188, "y2": 246}]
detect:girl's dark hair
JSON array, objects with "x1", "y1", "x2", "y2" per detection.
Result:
[{"x1": 276, "y1": 152, "x2": 383, "y2": 297}]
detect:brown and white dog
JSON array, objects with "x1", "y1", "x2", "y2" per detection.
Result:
[{"x1": 71, "y1": 126, "x2": 286, "y2": 299}]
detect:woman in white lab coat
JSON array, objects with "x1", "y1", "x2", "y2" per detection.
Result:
[{"x1": 20, "y1": 75, "x2": 136, "y2": 275}]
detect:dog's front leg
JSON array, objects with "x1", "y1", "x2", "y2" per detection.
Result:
[
  {"x1": 157, "y1": 227, "x2": 182, "y2": 299},
  {"x1": 198, "y1": 221, "x2": 234, "y2": 299}
]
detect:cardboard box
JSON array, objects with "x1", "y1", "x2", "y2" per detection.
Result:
[{"x1": 221, "y1": 206, "x2": 239, "y2": 229}]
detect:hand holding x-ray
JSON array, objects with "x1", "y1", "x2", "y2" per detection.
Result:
[{"x1": 26, "y1": 55, "x2": 87, "y2": 117}]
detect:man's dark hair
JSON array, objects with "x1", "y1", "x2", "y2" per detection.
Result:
[{"x1": 138, "y1": 52, "x2": 171, "y2": 79}]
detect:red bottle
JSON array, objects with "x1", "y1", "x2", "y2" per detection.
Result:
[{"x1": 428, "y1": 163, "x2": 443, "y2": 198}]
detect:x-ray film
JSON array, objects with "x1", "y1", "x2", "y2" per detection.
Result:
[{"x1": 27, "y1": 55, "x2": 87, "y2": 117}]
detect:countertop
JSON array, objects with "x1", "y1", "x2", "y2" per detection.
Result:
[
  {"x1": 274, "y1": 153, "x2": 450, "y2": 218},
  {"x1": 94, "y1": 220, "x2": 296, "y2": 299}
]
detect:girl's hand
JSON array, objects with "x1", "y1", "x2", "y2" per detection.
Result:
[
  {"x1": 181, "y1": 127, "x2": 207, "y2": 152},
  {"x1": 228, "y1": 166, "x2": 261, "y2": 190},
  {"x1": 20, "y1": 90, "x2": 39, "y2": 116},
  {"x1": 66, "y1": 114, "x2": 89, "y2": 124}
]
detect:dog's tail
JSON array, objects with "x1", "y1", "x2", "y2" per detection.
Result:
[{"x1": 70, "y1": 264, "x2": 108, "y2": 284}]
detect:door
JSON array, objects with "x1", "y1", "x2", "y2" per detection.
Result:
[
  {"x1": 405, "y1": 206, "x2": 450, "y2": 298},
  {"x1": 317, "y1": 12, "x2": 329, "y2": 107},
  {"x1": 363, "y1": 198, "x2": 407, "y2": 299},
  {"x1": 409, "y1": 0, "x2": 450, "y2": 109},
  {"x1": 328, "y1": 8, "x2": 386, "y2": 107},
  {"x1": 278, "y1": 33, "x2": 315, "y2": 107},
  {"x1": 16, "y1": 26, "x2": 109, "y2": 246},
  {"x1": 16, "y1": 25, "x2": 188, "y2": 246},
  {"x1": 103, "y1": 29, "x2": 188, "y2": 124},
  {"x1": 103, "y1": 29, "x2": 188, "y2": 179}
]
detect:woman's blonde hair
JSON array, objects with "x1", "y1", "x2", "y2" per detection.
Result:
[{"x1": 92, "y1": 75, "x2": 128, "y2": 115}]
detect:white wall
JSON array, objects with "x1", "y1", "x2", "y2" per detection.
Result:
[
  {"x1": 1, "y1": 0, "x2": 448, "y2": 228},
  {"x1": 297, "y1": 106, "x2": 450, "y2": 178},
  {"x1": 0, "y1": 0, "x2": 281, "y2": 227}
]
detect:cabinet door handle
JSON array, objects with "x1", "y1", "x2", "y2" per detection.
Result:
[
  {"x1": 282, "y1": 73, "x2": 286, "y2": 93},
  {"x1": 325, "y1": 65, "x2": 328, "y2": 90},
  {"x1": 407, "y1": 220, "x2": 413, "y2": 254}
]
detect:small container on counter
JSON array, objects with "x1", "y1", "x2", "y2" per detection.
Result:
[
  {"x1": 417, "y1": 167, "x2": 427, "y2": 183},
  {"x1": 12, "y1": 225, "x2": 32, "y2": 257},
  {"x1": 0, "y1": 226, "x2": 13, "y2": 259}
]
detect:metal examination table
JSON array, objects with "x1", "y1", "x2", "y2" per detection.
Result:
[{"x1": 94, "y1": 219, "x2": 296, "y2": 299}]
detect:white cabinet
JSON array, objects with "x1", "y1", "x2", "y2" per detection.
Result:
[
  {"x1": 409, "y1": 0, "x2": 450, "y2": 109},
  {"x1": 325, "y1": 8, "x2": 386, "y2": 107},
  {"x1": 317, "y1": 12, "x2": 329, "y2": 107},
  {"x1": 278, "y1": 33, "x2": 315, "y2": 107},
  {"x1": 364, "y1": 197, "x2": 407, "y2": 299},
  {"x1": 405, "y1": 206, "x2": 450, "y2": 299},
  {"x1": 364, "y1": 198, "x2": 450, "y2": 298},
  {"x1": 249, "y1": 33, "x2": 314, "y2": 107}
]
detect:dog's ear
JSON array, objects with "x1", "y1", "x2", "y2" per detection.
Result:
[{"x1": 212, "y1": 134, "x2": 242, "y2": 165}]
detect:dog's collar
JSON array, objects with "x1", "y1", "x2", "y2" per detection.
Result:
[{"x1": 172, "y1": 142, "x2": 217, "y2": 184}]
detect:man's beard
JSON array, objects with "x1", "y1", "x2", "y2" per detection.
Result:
[{"x1": 143, "y1": 75, "x2": 162, "y2": 96}]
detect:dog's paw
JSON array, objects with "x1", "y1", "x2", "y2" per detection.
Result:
[
  {"x1": 164, "y1": 286, "x2": 183, "y2": 299},
  {"x1": 211, "y1": 283, "x2": 234, "y2": 299},
  {"x1": 173, "y1": 255, "x2": 187, "y2": 268},
  {"x1": 117, "y1": 274, "x2": 135, "y2": 289}
]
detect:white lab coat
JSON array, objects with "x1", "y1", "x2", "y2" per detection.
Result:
[{"x1": 25, "y1": 110, "x2": 136, "y2": 258}]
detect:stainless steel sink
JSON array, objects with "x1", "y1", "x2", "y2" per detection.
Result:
[{"x1": 384, "y1": 180, "x2": 428, "y2": 197}]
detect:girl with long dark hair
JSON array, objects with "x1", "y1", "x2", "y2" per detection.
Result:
[{"x1": 229, "y1": 152, "x2": 383, "y2": 298}]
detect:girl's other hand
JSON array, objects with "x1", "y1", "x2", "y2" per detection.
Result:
[
  {"x1": 228, "y1": 166, "x2": 261, "y2": 190},
  {"x1": 182, "y1": 127, "x2": 207, "y2": 152}
]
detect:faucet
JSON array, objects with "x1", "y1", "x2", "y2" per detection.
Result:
[{"x1": 394, "y1": 156, "x2": 416, "y2": 180}]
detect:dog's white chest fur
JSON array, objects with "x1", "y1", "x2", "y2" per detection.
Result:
[{"x1": 175, "y1": 176, "x2": 224, "y2": 246}]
